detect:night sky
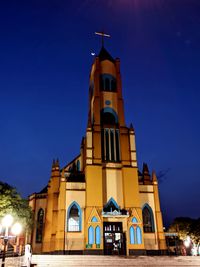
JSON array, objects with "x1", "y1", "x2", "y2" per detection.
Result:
[{"x1": 0, "y1": 0, "x2": 200, "y2": 226}]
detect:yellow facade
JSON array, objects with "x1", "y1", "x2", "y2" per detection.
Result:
[{"x1": 29, "y1": 46, "x2": 166, "y2": 255}]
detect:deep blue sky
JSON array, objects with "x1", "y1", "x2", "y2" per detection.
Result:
[{"x1": 0, "y1": 0, "x2": 200, "y2": 226}]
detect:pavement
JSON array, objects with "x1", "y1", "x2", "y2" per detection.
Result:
[
  {"x1": 32, "y1": 255, "x2": 200, "y2": 267},
  {"x1": 1, "y1": 255, "x2": 200, "y2": 267}
]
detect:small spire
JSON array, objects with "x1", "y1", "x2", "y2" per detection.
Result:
[
  {"x1": 52, "y1": 159, "x2": 55, "y2": 168},
  {"x1": 55, "y1": 158, "x2": 59, "y2": 167},
  {"x1": 152, "y1": 170, "x2": 158, "y2": 184},
  {"x1": 61, "y1": 169, "x2": 65, "y2": 182},
  {"x1": 51, "y1": 158, "x2": 60, "y2": 178},
  {"x1": 129, "y1": 123, "x2": 135, "y2": 132},
  {"x1": 143, "y1": 163, "x2": 151, "y2": 184},
  {"x1": 143, "y1": 163, "x2": 149, "y2": 175},
  {"x1": 51, "y1": 158, "x2": 56, "y2": 177}
]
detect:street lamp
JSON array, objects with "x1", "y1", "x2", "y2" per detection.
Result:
[
  {"x1": 11, "y1": 223, "x2": 22, "y2": 236},
  {"x1": 0, "y1": 215, "x2": 22, "y2": 267},
  {"x1": 184, "y1": 236, "x2": 191, "y2": 248}
]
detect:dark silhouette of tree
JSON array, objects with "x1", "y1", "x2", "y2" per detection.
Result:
[
  {"x1": 168, "y1": 217, "x2": 200, "y2": 244},
  {"x1": 189, "y1": 218, "x2": 200, "y2": 245}
]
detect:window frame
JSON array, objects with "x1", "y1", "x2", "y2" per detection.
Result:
[
  {"x1": 36, "y1": 208, "x2": 44, "y2": 243},
  {"x1": 142, "y1": 204, "x2": 155, "y2": 233},
  {"x1": 67, "y1": 201, "x2": 82, "y2": 232}
]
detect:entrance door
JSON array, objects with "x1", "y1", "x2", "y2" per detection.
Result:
[{"x1": 103, "y1": 222, "x2": 126, "y2": 255}]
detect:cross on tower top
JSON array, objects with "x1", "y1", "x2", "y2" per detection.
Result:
[{"x1": 95, "y1": 31, "x2": 111, "y2": 47}]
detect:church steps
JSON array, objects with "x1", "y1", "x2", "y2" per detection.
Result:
[{"x1": 31, "y1": 255, "x2": 200, "y2": 267}]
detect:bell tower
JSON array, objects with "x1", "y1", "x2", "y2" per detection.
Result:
[
  {"x1": 87, "y1": 46, "x2": 137, "y2": 165},
  {"x1": 83, "y1": 45, "x2": 144, "y2": 254},
  {"x1": 88, "y1": 46, "x2": 125, "y2": 127},
  {"x1": 85, "y1": 45, "x2": 139, "y2": 209}
]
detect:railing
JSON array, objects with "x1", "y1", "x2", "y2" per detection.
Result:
[
  {"x1": 102, "y1": 210, "x2": 129, "y2": 217},
  {"x1": 0, "y1": 256, "x2": 25, "y2": 267}
]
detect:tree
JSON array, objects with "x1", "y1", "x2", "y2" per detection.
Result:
[
  {"x1": 189, "y1": 219, "x2": 200, "y2": 245},
  {"x1": 168, "y1": 217, "x2": 195, "y2": 240},
  {"x1": 0, "y1": 181, "x2": 33, "y2": 231},
  {"x1": 169, "y1": 217, "x2": 200, "y2": 246}
]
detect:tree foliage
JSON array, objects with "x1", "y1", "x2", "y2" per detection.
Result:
[
  {"x1": 0, "y1": 181, "x2": 33, "y2": 231},
  {"x1": 168, "y1": 217, "x2": 200, "y2": 245},
  {"x1": 189, "y1": 219, "x2": 200, "y2": 244}
]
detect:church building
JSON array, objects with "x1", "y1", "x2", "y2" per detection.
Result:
[{"x1": 29, "y1": 45, "x2": 166, "y2": 255}]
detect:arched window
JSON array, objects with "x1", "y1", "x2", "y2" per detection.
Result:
[
  {"x1": 132, "y1": 217, "x2": 138, "y2": 223},
  {"x1": 95, "y1": 226, "x2": 101, "y2": 245},
  {"x1": 102, "y1": 128, "x2": 120, "y2": 162},
  {"x1": 115, "y1": 129, "x2": 120, "y2": 162},
  {"x1": 36, "y1": 208, "x2": 44, "y2": 243},
  {"x1": 101, "y1": 108, "x2": 120, "y2": 162},
  {"x1": 91, "y1": 216, "x2": 98, "y2": 222},
  {"x1": 129, "y1": 226, "x2": 135, "y2": 244},
  {"x1": 100, "y1": 74, "x2": 117, "y2": 92},
  {"x1": 105, "y1": 129, "x2": 109, "y2": 160},
  {"x1": 110, "y1": 130, "x2": 115, "y2": 161},
  {"x1": 88, "y1": 226, "x2": 94, "y2": 245},
  {"x1": 103, "y1": 197, "x2": 119, "y2": 213},
  {"x1": 142, "y1": 204, "x2": 154, "y2": 233},
  {"x1": 101, "y1": 108, "x2": 118, "y2": 125},
  {"x1": 101, "y1": 112, "x2": 116, "y2": 125},
  {"x1": 67, "y1": 202, "x2": 81, "y2": 232},
  {"x1": 136, "y1": 226, "x2": 142, "y2": 244}
]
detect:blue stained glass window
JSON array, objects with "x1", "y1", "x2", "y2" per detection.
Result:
[
  {"x1": 129, "y1": 226, "x2": 135, "y2": 244},
  {"x1": 136, "y1": 226, "x2": 142, "y2": 244},
  {"x1": 132, "y1": 217, "x2": 138, "y2": 223},
  {"x1": 91, "y1": 216, "x2": 98, "y2": 222},
  {"x1": 88, "y1": 226, "x2": 94, "y2": 245},
  {"x1": 95, "y1": 226, "x2": 101, "y2": 245}
]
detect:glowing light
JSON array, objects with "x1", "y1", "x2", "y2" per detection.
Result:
[
  {"x1": 184, "y1": 236, "x2": 191, "y2": 248},
  {"x1": 191, "y1": 245, "x2": 198, "y2": 256},
  {"x1": 11, "y1": 222, "x2": 22, "y2": 235},
  {"x1": 2, "y1": 215, "x2": 13, "y2": 227}
]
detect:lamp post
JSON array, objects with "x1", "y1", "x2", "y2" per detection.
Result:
[{"x1": 0, "y1": 215, "x2": 22, "y2": 267}]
